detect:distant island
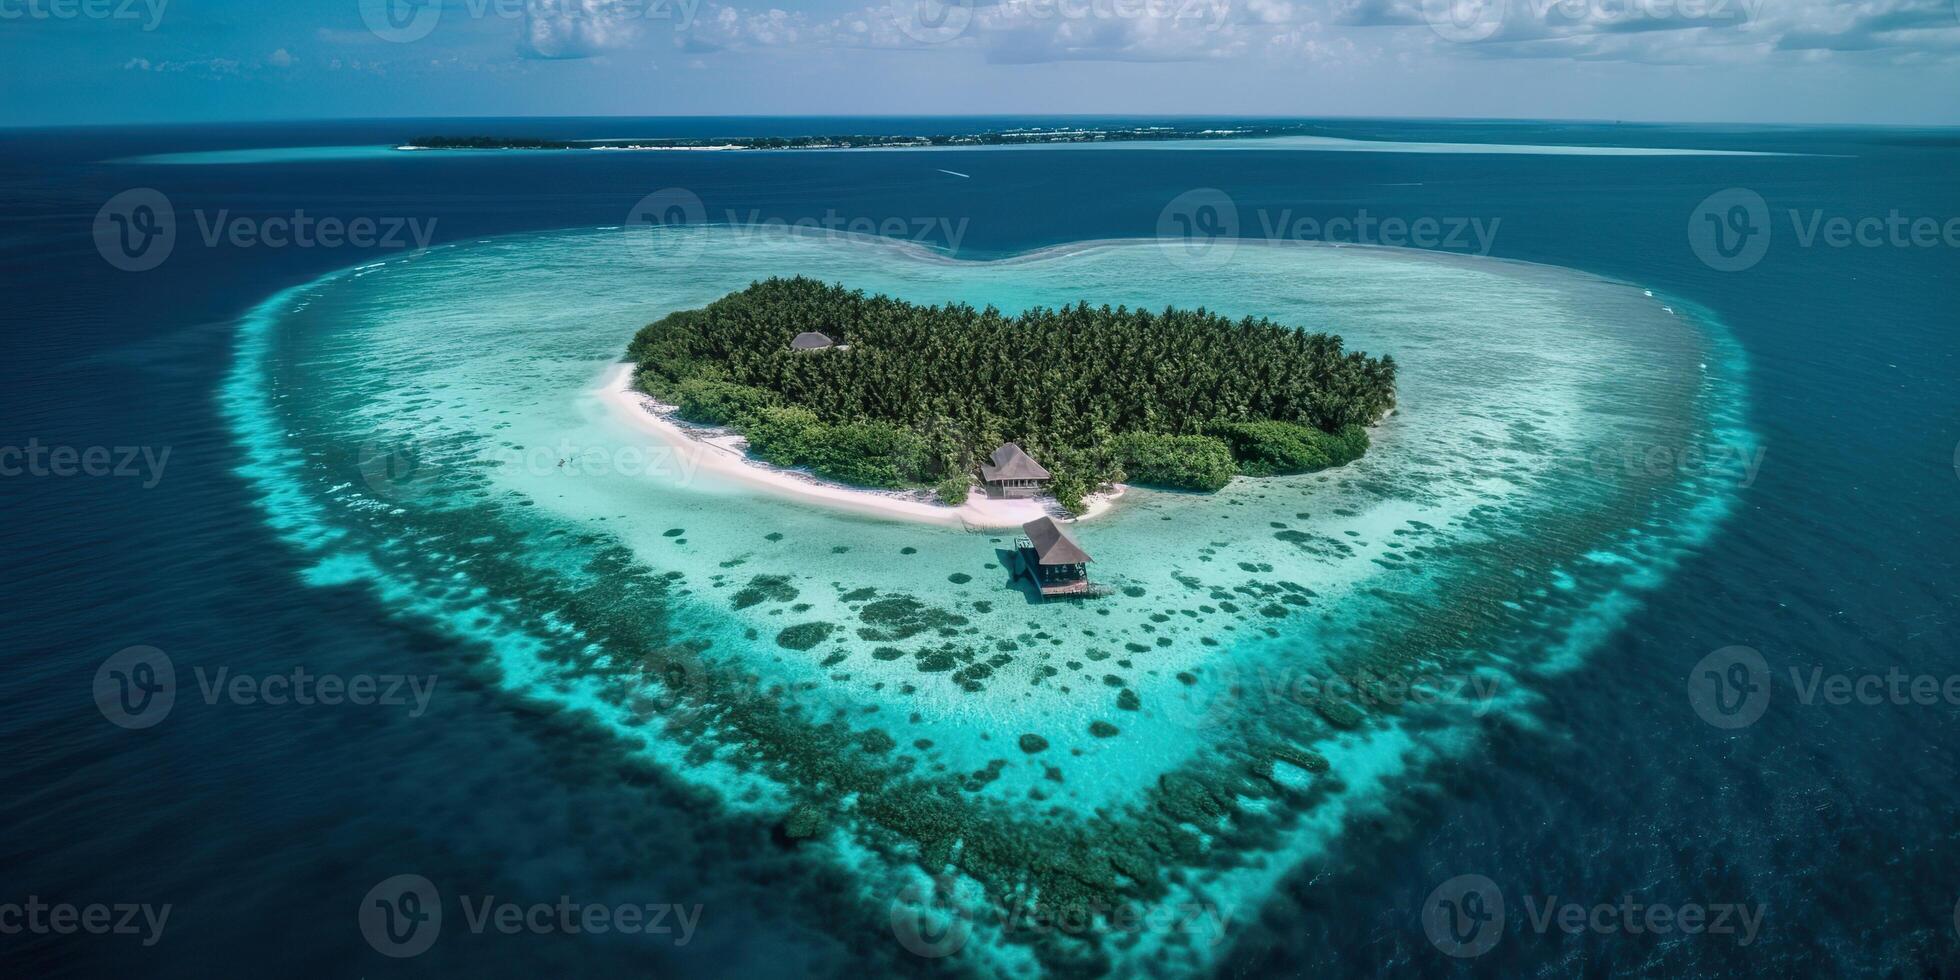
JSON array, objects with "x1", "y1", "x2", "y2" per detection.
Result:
[
  {"x1": 401, "y1": 122, "x2": 1315, "y2": 153},
  {"x1": 625, "y1": 277, "x2": 1394, "y2": 513}
]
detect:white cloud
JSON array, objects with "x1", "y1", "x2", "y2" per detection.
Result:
[
  {"x1": 522, "y1": 0, "x2": 641, "y2": 58},
  {"x1": 1335, "y1": 0, "x2": 1960, "y2": 63},
  {"x1": 301, "y1": 0, "x2": 1960, "y2": 67},
  {"x1": 674, "y1": 0, "x2": 1353, "y2": 62}
]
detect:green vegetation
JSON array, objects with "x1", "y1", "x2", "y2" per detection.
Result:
[
  {"x1": 737, "y1": 405, "x2": 932, "y2": 488},
  {"x1": 664, "y1": 377, "x2": 777, "y2": 426},
  {"x1": 932, "y1": 476, "x2": 970, "y2": 506},
  {"x1": 628, "y1": 277, "x2": 1394, "y2": 507},
  {"x1": 1108, "y1": 432, "x2": 1238, "y2": 492},
  {"x1": 1207, "y1": 419, "x2": 1370, "y2": 476}
]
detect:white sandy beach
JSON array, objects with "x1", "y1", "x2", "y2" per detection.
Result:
[{"x1": 596, "y1": 363, "x2": 1119, "y2": 530}]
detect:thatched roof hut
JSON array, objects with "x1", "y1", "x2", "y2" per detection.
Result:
[
  {"x1": 981, "y1": 443, "x2": 1050, "y2": 497},
  {"x1": 1021, "y1": 516, "x2": 1091, "y2": 566}
]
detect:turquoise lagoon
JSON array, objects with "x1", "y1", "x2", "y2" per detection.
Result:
[{"x1": 223, "y1": 228, "x2": 1752, "y2": 975}]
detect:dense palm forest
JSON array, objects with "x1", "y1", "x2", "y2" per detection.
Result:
[{"x1": 627, "y1": 277, "x2": 1395, "y2": 510}]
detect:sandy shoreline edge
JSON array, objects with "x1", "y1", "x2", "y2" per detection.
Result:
[{"x1": 595, "y1": 363, "x2": 1121, "y2": 530}]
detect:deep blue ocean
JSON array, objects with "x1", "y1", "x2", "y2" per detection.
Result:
[{"x1": 2, "y1": 117, "x2": 1957, "y2": 977}]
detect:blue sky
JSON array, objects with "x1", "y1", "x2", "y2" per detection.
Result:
[{"x1": 3, "y1": 0, "x2": 1957, "y2": 125}]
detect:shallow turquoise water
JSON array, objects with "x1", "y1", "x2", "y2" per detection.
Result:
[{"x1": 222, "y1": 227, "x2": 1751, "y2": 974}]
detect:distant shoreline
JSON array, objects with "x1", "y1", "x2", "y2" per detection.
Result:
[
  {"x1": 596, "y1": 364, "x2": 1120, "y2": 530},
  {"x1": 396, "y1": 123, "x2": 1307, "y2": 153},
  {"x1": 393, "y1": 123, "x2": 1799, "y2": 157}
]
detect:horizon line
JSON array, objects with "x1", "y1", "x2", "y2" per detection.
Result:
[{"x1": 7, "y1": 112, "x2": 1960, "y2": 134}]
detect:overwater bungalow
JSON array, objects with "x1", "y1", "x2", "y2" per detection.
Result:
[
  {"x1": 789, "y1": 331, "x2": 836, "y2": 351},
  {"x1": 1018, "y1": 516, "x2": 1093, "y2": 599},
  {"x1": 980, "y1": 442, "x2": 1050, "y2": 499}
]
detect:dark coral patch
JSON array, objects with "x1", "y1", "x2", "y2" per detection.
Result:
[
  {"x1": 732, "y1": 574, "x2": 799, "y2": 610},
  {"x1": 775, "y1": 622, "x2": 836, "y2": 651}
]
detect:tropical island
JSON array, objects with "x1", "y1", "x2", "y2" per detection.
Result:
[
  {"x1": 400, "y1": 122, "x2": 1316, "y2": 153},
  {"x1": 624, "y1": 277, "x2": 1395, "y2": 514}
]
